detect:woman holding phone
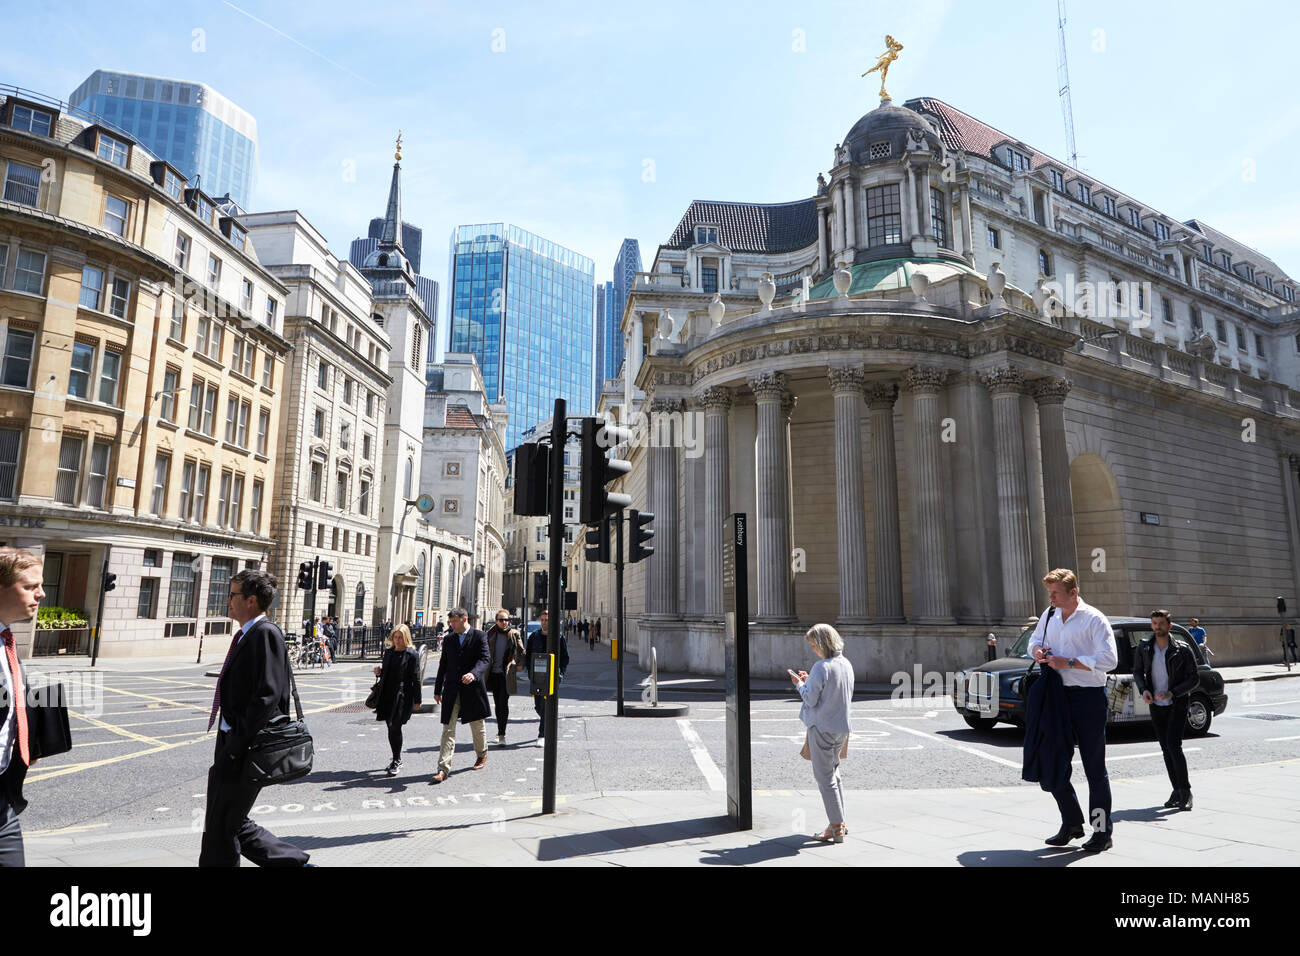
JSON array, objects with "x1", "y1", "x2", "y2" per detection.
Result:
[{"x1": 790, "y1": 623, "x2": 855, "y2": 843}]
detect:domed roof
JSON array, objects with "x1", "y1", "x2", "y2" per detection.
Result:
[{"x1": 841, "y1": 101, "x2": 941, "y2": 164}]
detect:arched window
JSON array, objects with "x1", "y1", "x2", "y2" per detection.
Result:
[
  {"x1": 354, "y1": 582, "x2": 365, "y2": 624},
  {"x1": 403, "y1": 458, "x2": 413, "y2": 499},
  {"x1": 448, "y1": 562, "x2": 457, "y2": 608},
  {"x1": 1038, "y1": 249, "x2": 1053, "y2": 277},
  {"x1": 416, "y1": 552, "x2": 426, "y2": 607},
  {"x1": 432, "y1": 555, "x2": 443, "y2": 608}
]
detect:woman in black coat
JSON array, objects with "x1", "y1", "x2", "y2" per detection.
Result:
[{"x1": 373, "y1": 625, "x2": 423, "y2": 776}]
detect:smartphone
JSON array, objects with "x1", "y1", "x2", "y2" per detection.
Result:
[{"x1": 787, "y1": 668, "x2": 800, "y2": 679}]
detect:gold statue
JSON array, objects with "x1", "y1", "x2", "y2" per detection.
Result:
[
  {"x1": 395, "y1": 131, "x2": 403, "y2": 162},
  {"x1": 862, "y1": 35, "x2": 904, "y2": 102}
]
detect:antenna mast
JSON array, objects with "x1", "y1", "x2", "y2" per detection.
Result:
[{"x1": 1057, "y1": 0, "x2": 1079, "y2": 168}]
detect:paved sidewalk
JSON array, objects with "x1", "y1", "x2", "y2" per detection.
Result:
[{"x1": 25, "y1": 757, "x2": 1300, "y2": 867}]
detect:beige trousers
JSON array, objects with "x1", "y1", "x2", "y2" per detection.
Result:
[{"x1": 437, "y1": 698, "x2": 486, "y2": 774}]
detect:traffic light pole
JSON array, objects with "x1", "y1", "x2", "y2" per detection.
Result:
[
  {"x1": 543, "y1": 398, "x2": 565, "y2": 815},
  {"x1": 615, "y1": 510, "x2": 625, "y2": 717},
  {"x1": 90, "y1": 546, "x2": 112, "y2": 668}
]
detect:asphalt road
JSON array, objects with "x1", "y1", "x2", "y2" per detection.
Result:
[{"x1": 19, "y1": 645, "x2": 1300, "y2": 843}]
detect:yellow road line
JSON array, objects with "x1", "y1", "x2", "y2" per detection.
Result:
[{"x1": 74, "y1": 710, "x2": 168, "y2": 748}]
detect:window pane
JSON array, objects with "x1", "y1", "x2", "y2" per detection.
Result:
[
  {"x1": 0, "y1": 427, "x2": 21, "y2": 499},
  {"x1": 55, "y1": 435, "x2": 83, "y2": 504},
  {"x1": 98, "y1": 350, "x2": 121, "y2": 404},
  {"x1": 69, "y1": 342, "x2": 94, "y2": 398},
  {"x1": 110, "y1": 278, "x2": 130, "y2": 318},
  {"x1": 208, "y1": 558, "x2": 233, "y2": 616},
  {"x1": 168, "y1": 553, "x2": 196, "y2": 618},
  {"x1": 3, "y1": 161, "x2": 41, "y2": 206},
  {"x1": 2, "y1": 329, "x2": 34, "y2": 388},
  {"x1": 14, "y1": 249, "x2": 46, "y2": 294},
  {"x1": 87, "y1": 440, "x2": 110, "y2": 509},
  {"x1": 103, "y1": 195, "x2": 128, "y2": 235},
  {"x1": 80, "y1": 266, "x2": 105, "y2": 310}
]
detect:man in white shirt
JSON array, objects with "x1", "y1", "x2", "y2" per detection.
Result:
[{"x1": 1028, "y1": 567, "x2": 1118, "y2": 853}]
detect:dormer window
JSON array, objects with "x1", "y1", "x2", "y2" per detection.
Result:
[
  {"x1": 1285, "y1": 286, "x2": 1295, "y2": 302},
  {"x1": 1128, "y1": 208, "x2": 1141, "y2": 227},
  {"x1": 1262, "y1": 275, "x2": 1273, "y2": 292},
  {"x1": 1152, "y1": 221, "x2": 1170, "y2": 241},
  {"x1": 195, "y1": 195, "x2": 213, "y2": 226},
  {"x1": 96, "y1": 131, "x2": 129, "y2": 168},
  {"x1": 695, "y1": 225, "x2": 719, "y2": 245},
  {"x1": 1048, "y1": 168, "x2": 1065, "y2": 192},
  {"x1": 1101, "y1": 195, "x2": 1117, "y2": 217},
  {"x1": 1008, "y1": 149, "x2": 1030, "y2": 172},
  {"x1": 1076, "y1": 182, "x2": 1092, "y2": 204},
  {"x1": 1201, "y1": 244, "x2": 1212, "y2": 261},
  {"x1": 1241, "y1": 264, "x2": 1255, "y2": 282},
  {"x1": 10, "y1": 104, "x2": 53, "y2": 136},
  {"x1": 1220, "y1": 252, "x2": 1231, "y2": 271}
]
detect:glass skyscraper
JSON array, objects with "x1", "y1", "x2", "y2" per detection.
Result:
[
  {"x1": 594, "y1": 280, "x2": 614, "y2": 390},
  {"x1": 448, "y1": 223, "x2": 595, "y2": 451},
  {"x1": 68, "y1": 70, "x2": 258, "y2": 209},
  {"x1": 605, "y1": 238, "x2": 641, "y2": 386}
]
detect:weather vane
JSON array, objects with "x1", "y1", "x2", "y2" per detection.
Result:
[
  {"x1": 862, "y1": 35, "x2": 904, "y2": 102},
  {"x1": 395, "y1": 131, "x2": 403, "y2": 162}
]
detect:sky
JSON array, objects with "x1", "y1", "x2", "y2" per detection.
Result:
[{"x1": 5, "y1": 0, "x2": 1299, "y2": 355}]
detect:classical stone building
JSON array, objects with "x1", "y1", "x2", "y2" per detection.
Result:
[
  {"x1": 590, "y1": 93, "x2": 1299, "y2": 680},
  {"x1": 0, "y1": 86, "x2": 289, "y2": 657},
  {"x1": 242, "y1": 210, "x2": 390, "y2": 630},
  {"x1": 422, "y1": 352, "x2": 508, "y2": 619}
]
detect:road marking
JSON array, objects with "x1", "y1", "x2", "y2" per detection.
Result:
[
  {"x1": 1267, "y1": 735, "x2": 1300, "y2": 742},
  {"x1": 868, "y1": 717, "x2": 1022, "y2": 768},
  {"x1": 676, "y1": 719, "x2": 726, "y2": 791},
  {"x1": 1082, "y1": 748, "x2": 1202, "y2": 764}
]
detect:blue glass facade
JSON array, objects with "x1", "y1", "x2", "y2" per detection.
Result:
[
  {"x1": 448, "y1": 223, "x2": 594, "y2": 451},
  {"x1": 69, "y1": 71, "x2": 257, "y2": 208},
  {"x1": 594, "y1": 280, "x2": 614, "y2": 389},
  {"x1": 608, "y1": 238, "x2": 641, "y2": 384}
]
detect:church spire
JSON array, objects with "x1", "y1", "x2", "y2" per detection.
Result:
[{"x1": 379, "y1": 130, "x2": 403, "y2": 250}]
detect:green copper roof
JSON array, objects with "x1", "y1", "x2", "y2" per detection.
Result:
[{"x1": 806, "y1": 257, "x2": 1022, "y2": 301}]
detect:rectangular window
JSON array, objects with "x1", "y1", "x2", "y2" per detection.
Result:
[
  {"x1": 866, "y1": 185, "x2": 903, "y2": 246},
  {"x1": 1048, "y1": 169, "x2": 1065, "y2": 191},
  {"x1": 109, "y1": 277, "x2": 130, "y2": 318},
  {"x1": 261, "y1": 353, "x2": 273, "y2": 388},
  {"x1": 207, "y1": 254, "x2": 221, "y2": 290},
  {"x1": 343, "y1": 377, "x2": 353, "y2": 405},
  {"x1": 929, "y1": 188, "x2": 948, "y2": 246},
  {"x1": 167, "y1": 553, "x2": 197, "y2": 618},
  {"x1": 1215, "y1": 318, "x2": 1227, "y2": 343},
  {"x1": 359, "y1": 479, "x2": 370, "y2": 516},
  {"x1": 0, "y1": 428, "x2": 20, "y2": 499},
  {"x1": 365, "y1": 392, "x2": 375, "y2": 417},
  {"x1": 225, "y1": 396, "x2": 238, "y2": 443},
  {"x1": 86, "y1": 439, "x2": 110, "y2": 509},
  {"x1": 365, "y1": 535, "x2": 371, "y2": 557},
  {"x1": 316, "y1": 525, "x2": 323, "y2": 549},
  {"x1": 336, "y1": 471, "x2": 348, "y2": 509},
  {"x1": 228, "y1": 227, "x2": 245, "y2": 253},
  {"x1": 217, "y1": 470, "x2": 231, "y2": 527},
  {"x1": 701, "y1": 267, "x2": 718, "y2": 294},
  {"x1": 170, "y1": 299, "x2": 185, "y2": 341},
  {"x1": 1077, "y1": 182, "x2": 1091, "y2": 204},
  {"x1": 987, "y1": 227, "x2": 1000, "y2": 249},
  {"x1": 332, "y1": 528, "x2": 339, "y2": 551},
  {"x1": 310, "y1": 462, "x2": 322, "y2": 502},
  {"x1": 55, "y1": 435, "x2": 83, "y2": 504},
  {"x1": 314, "y1": 408, "x2": 325, "y2": 439},
  {"x1": 339, "y1": 422, "x2": 350, "y2": 450},
  {"x1": 80, "y1": 266, "x2": 106, "y2": 310},
  {"x1": 1256, "y1": 333, "x2": 1266, "y2": 358},
  {"x1": 97, "y1": 132, "x2": 129, "y2": 167},
  {"x1": 137, "y1": 578, "x2": 159, "y2": 619},
  {"x1": 151, "y1": 453, "x2": 170, "y2": 516},
  {"x1": 175, "y1": 232, "x2": 191, "y2": 270},
  {"x1": 229, "y1": 474, "x2": 244, "y2": 531},
  {"x1": 194, "y1": 464, "x2": 210, "y2": 523},
  {"x1": 343, "y1": 530, "x2": 350, "y2": 553},
  {"x1": 203, "y1": 384, "x2": 217, "y2": 435},
  {"x1": 188, "y1": 377, "x2": 203, "y2": 430},
  {"x1": 163, "y1": 169, "x2": 184, "y2": 201},
  {"x1": 240, "y1": 278, "x2": 253, "y2": 313},
  {"x1": 304, "y1": 521, "x2": 313, "y2": 546},
  {"x1": 257, "y1": 408, "x2": 269, "y2": 455},
  {"x1": 103, "y1": 195, "x2": 128, "y2": 236},
  {"x1": 265, "y1": 297, "x2": 277, "y2": 329},
  {"x1": 1220, "y1": 253, "x2": 1232, "y2": 271},
  {"x1": 3, "y1": 161, "x2": 41, "y2": 207},
  {"x1": 160, "y1": 367, "x2": 179, "y2": 422},
  {"x1": 236, "y1": 401, "x2": 249, "y2": 448},
  {"x1": 207, "y1": 558, "x2": 234, "y2": 616},
  {"x1": 1102, "y1": 196, "x2": 1117, "y2": 217},
  {"x1": 1129, "y1": 208, "x2": 1141, "y2": 227},
  {"x1": 250, "y1": 480, "x2": 263, "y2": 533},
  {"x1": 98, "y1": 349, "x2": 121, "y2": 405},
  {"x1": 0, "y1": 245, "x2": 6, "y2": 287},
  {"x1": 1154, "y1": 222, "x2": 1170, "y2": 241},
  {"x1": 2, "y1": 328, "x2": 34, "y2": 388},
  {"x1": 69, "y1": 342, "x2": 95, "y2": 399},
  {"x1": 179, "y1": 459, "x2": 195, "y2": 520},
  {"x1": 1191, "y1": 307, "x2": 1202, "y2": 333},
  {"x1": 1161, "y1": 297, "x2": 1173, "y2": 324},
  {"x1": 362, "y1": 433, "x2": 372, "y2": 461},
  {"x1": 13, "y1": 249, "x2": 46, "y2": 295},
  {"x1": 10, "y1": 104, "x2": 53, "y2": 135},
  {"x1": 317, "y1": 361, "x2": 329, "y2": 390},
  {"x1": 231, "y1": 336, "x2": 244, "y2": 373},
  {"x1": 1236, "y1": 326, "x2": 1247, "y2": 353}
]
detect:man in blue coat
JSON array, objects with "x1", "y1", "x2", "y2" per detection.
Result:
[{"x1": 431, "y1": 608, "x2": 490, "y2": 783}]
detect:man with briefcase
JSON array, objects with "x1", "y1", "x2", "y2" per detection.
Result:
[{"x1": 199, "y1": 569, "x2": 311, "y2": 867}]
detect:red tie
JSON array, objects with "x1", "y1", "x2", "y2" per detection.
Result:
[
  {"x1": 2, "y1": 629, "x2": 30, "y2": 767},
  {"x1": 207, "y1": 632, "x2": 243, "y2": 732}
]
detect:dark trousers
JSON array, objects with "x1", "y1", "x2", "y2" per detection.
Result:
[
  {"x1": 533, "y1": 692, "x2": 546, "y2": 736},
  {"x1": 387, "y1": 719, "x2": 404, "y2": 761},
  {"x1": 199, "y1": 732, "x2": 310, "y2": 867},
  {"x1": 0, "y1": 790, "x2": 23, "y2": 867},
  {"x1": 487, "y1": 673, "x2": 510, "y2": 736},
  {"x1": 1049, "y1": 687, "x2": 1112, "y2": 835},
  {"x1": 1150, "y1": 699, "x2": 1191, "y2": 792}
]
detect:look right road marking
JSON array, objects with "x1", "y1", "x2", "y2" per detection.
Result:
[{"x1": 676, "y1": 719, "x2": 725, "y2": 791}]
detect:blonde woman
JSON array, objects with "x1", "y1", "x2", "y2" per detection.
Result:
[
  {"x1": 790, "y1": 623, "x2": 854, "y2": 843},
  {"x1": 372, "y1": 624, "x2": 423, "y2": 776}
]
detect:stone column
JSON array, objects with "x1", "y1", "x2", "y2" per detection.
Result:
[
  {"x1": 683, "y1": 397, "x2": 704, "y2": 615},
  {"x1": 960, "y1": 185, "x2": 975, "y2": 263},
  {"x1": 902, "y1": 367, "x2": 954, "y2": 623},
  {"x1": 829, "y1": 366, "x2": 869, "y2": 622},
  {"x1": 904, "y1": 166, "x2": 919, "y2": 238},
  {"x1": 844, "y1": 177, "x2": 857, "y2": 250},
  {"x1": 983, "y1": 366, "x2": 1035, "y2": 620},
  {"x1": 834, "y1": 182, "x2": 846, "y2": 254},
  {"x1": 645, "y1": 398, "x2": 681, "y2": 616},
  {"x1": 865, "y1": 383, "x2": 904, "y2": 621},
  {"x1": 1032, "y1": 377, "x2": 1078, "y2": 571},
  {"x1": 748, "y1": 372, "x2": 796, "y2": 622},
  {"x1": 855, "y1": 181, "x2": 867, "y2": 251},
  {"x1": 699, "y1": 386, "x2": 732, "y2": 617},
  {"x1": 817, "y1": 208, "x2": 828, "y2": 273},
  {"x1": 1283, "y1": 454, "x2": 1300, "y2": 612},
  {"x1": 919, "y1": 167, "x2": 934, "y2": 237}
]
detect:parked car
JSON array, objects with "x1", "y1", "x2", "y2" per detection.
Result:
[{"x1": 952, "y1": 617, "x2": 1227, "y2": 736}]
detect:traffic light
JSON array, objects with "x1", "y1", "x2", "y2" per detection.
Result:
[
  {"x1": 533, "y1": 570, "x2": 548, "y2": 605},
  {"x1": 102, "y1": 569, "x2": 117, "y2": 593},
  {"x1": 579, "y1": 417, "x2": 632, "y2": 524},
  {"x1": 317, "y1": 560, "x2": 333, "y2": 591},
  {"x1": 585, "y1": 514, "x2": 612, "y2": 564},
  {"x1": 513, "y1": 442, "x2": 550, "y2": 516},
  {"x1": 297, "y1": 561, "x2": 315, "y2": 590},
  {"x1": 628, "y1": 509, "x2": 655, "y2": 563}
]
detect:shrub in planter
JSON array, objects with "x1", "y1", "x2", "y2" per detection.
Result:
[{"x1": 35, "y1": 606, "x2": 89, "y2": 629}]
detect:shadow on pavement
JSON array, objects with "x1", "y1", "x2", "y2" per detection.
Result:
[
  {"x1": 1112, "y1": 806, "x2": 1182, "y2": 823},
  {"x1": 957, "y1": 847, "x2": 1090, "y2": 867},
  {"x1": 699, "y1": 836, "x2": 812, "y2": 865},
  {"x1": 535, "y1": 816, "x2": 733, "y2": 861}
]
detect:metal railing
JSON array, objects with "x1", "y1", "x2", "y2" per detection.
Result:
[
  {"x1": 292, "y1": 625, "x2": 443, "y2": 661},
  {"x1": 31, "y1": 627, "x2": 91, "y2": 658}
]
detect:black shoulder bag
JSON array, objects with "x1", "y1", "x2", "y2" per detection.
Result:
[{"x1": 244, "y1": 633, "x2": 315, "y2": 786}]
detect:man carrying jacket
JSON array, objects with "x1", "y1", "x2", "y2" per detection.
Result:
[
  {"x1": 485, "y1": 609, "x2": 525, "y2": 747},
  {"x1": 431, "y1": 608, "x2": 490, "y2": 783},
  {"x1": 0, "y1": 548, "x2": 45, "y2": 867},
  {"x1": 1132, "y1": 610, "x2": 1200, "y2": 812}
]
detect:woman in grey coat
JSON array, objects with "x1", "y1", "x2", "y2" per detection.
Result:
[{"x1": 791, "y1": 623, "x2": 855, "y2": 843}]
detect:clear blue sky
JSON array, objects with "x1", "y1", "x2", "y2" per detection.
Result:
[{"x1": 5, "y1": 0, "x2": 1298, "y2": 352}]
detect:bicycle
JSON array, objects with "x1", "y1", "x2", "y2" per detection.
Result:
[{"x1": 296, "y1": 636, "x2": 333, "y2": 670}]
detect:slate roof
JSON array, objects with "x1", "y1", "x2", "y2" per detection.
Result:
[
  {"x1": 666, "y1": 199, "x2": 818, "y2": 253},
  {"x1": 905, "y1": 96, "x2": 1052, "y2": 168},
  {"x1": 1183, "y1": 219, "x2": 1288, "y2": 278}
]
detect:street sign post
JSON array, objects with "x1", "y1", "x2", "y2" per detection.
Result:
[{"x1": 722, "y1": 513, "x2": 751, "y2": 829}]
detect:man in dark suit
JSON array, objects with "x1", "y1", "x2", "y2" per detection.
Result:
[
  {"x1": 431, "y1": 607, "x2": 489, "y2": 783},
  {"x1": 525, "y1": 611, "x2": 568, "y2": 743},
  {"x1": 199, "y1": 569, "x2": 310, "y2": 867},
  {"x1": 0, "y1": 548, "x2": 45, "y2": 867}
]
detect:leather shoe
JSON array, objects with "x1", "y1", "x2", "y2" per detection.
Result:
[
  {"x1": 1044, "y1": 825, "x2": 1085, "y2": 846},
  {"x1": 430, "y1": 770, "x2": 448, "y2": 784},
  {"x1": 1163, "y1": 790, "x2": 1181, "y2": 808},
  {"x1": 1081, "y1": 832, "x2": 1113, "y2": 853},
  {"x1": 1177, "y1": 790, "x2": 1193, "y2": 811},
  {"x1": 472, "y1": 754, "x2": 487, "y2": 770}
]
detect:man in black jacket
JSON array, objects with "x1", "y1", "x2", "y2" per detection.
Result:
[
  {"x1": 431, "y1": 608, "x2": 490, "y2": 783},
  {"x1": 199, "y1": 570, "x2": 310, "y2": 867},
  {"x1": 525, "y1": 611, "x2": 569, "y2": 742},
  {"x1": 1132, "y1": 610, "x2": 1200, "y2": 811},
  {"x1": 0, "y1": 548, "x2": 45, "y2": 867}
]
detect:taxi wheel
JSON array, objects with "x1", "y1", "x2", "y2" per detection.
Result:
[
  {"x1": 1184, "y1": 694, "x2": 1212, "y2": 737},
  {"x1": 962, "y1": 714, "x2": 999, "y2": 731}
]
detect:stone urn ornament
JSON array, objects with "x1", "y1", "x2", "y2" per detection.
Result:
[
  {"x1": 909, "y1": 269, "x2": 930, "y2": 302},
  {"x1": 707, "y1": 292, "x2": 725, "y2": 327},
  {"x1": 758, "y1": 272, "x2": 776, "y2": 310},
  {"x1": 833, "y1": 261, "x2": 853, "y2": 298}
]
